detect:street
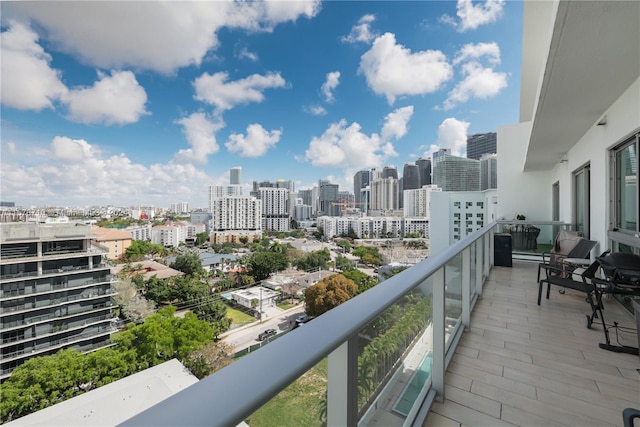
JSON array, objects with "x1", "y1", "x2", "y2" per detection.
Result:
[{"x1": 220, "y1": 304, "x2": 306, "y2": 352}]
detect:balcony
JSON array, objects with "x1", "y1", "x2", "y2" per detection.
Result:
[{"x1": 121, "y1": 221, "x2": 638, "y2": 426}]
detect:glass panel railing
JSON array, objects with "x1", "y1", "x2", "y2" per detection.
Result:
[
  {"x1": 246, "y1": 359, "x2": 328, "y2": 427},
  {"x1": 357, "y1": 279, "x2": 433, "y2": 423},
  {"x1": 469, "y1": 243, "x2": 477, "y2": 301},
  {"x1": 445, "y1": 253, "x2": 462, "y2": 350},
  {"x1": 496, "y1": 221, "x2": 574, "y2": 262}
]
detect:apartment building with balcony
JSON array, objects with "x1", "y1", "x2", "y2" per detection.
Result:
[
  {"x1": 0, "y1": 223, "x2": 117, "y2": 380},
  {"x1": 117, "y1": 2, "x2": 640, "y2": 426}
]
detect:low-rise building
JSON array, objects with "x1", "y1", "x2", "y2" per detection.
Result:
[{"x1": 91, "y1": 226, "x2": 133, "y2": 260}]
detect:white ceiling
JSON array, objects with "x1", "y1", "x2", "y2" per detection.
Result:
[{"x1": 524, "y1": 1, "x2": 640, "y2": 171}]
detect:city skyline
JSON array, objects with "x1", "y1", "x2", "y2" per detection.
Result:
[{"x1": 1, "y1": 1, "x2": 521, "y2": 208}]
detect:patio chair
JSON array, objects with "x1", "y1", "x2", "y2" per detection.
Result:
[
  {"x1": 537, "y1": 255, "x2": 604, "y2": 308},
  {"x1": 536, "y1": 232, "x2": 597, "y2": 283}
]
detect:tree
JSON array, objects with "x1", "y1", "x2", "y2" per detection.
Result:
[
  {"x1": 352, "y1": 246, "x2": 383, "y2": 266},
  {"x1": 293, "y1": 248, "x2": 330, "y2": 271},
  {"x1": 125, "y1": 240, "x2": 166, "y2": 261},
  {"x1": 304, "y1": 274, "x2": 358, "y2": 317},
  {"x1": 0, "y1": 348, "x2": 138, "y2": 422},
  {"x1": 247, "y1": 251, "x2": 289, "y2": 281},
  {"x1": 342, "y1": 270, "x2": 378, "y2": 295},
  {"x1": 113, "y1": 306, "x2": 215, "y2": 367},
  {"x1": 145, "y1": 276, "x2": 175, "y2": 304},
  {"x1": 112, "y1": 278, "x2": 156, "y2": 323},
  {"x1": 312, "y1": 226, "x2": 324, "y2": 240},
  {"x1": 336, "y1": 239, "x2": 352, "y2": 253},
  {"x1": 183, "y1": 341, "x2": 234, "y2": 379},
  {"x1": 195, "y1": 232, "x2": 209, "y2": 246},
  {"x1": 335, "y1": 255, "x2": 355, "y2": 272},
  {"x1": 170, "y1": 252, "x2": 205, "y2": 276}
]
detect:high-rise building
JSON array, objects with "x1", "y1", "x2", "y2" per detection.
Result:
[
  {"x1": 382, "y1": 165, "x2": 398, "y2": 180},
  {"x1": 210, "y1": 196, "x2": 262, "y2": 232},
  {"x1": 353, "y1": 170, "x2": 370, "y2": 206},
  {"x1": 370, "y1": 177, "x2": 399, "y2": 212},
  {"x1": 258, "y1": 187, "x2": 290, "y2": 232},
  {"x1": 404, "y1": 185, "x2": 442, "y2": 218},
  {"x1": 466, "y1": 132, "x2": 497, "y2": 160},
  {"x1": 0, "y1": 223, "x2": 117, "y2": 379},
  {"x1": 402, "y1": 163, "x2": 420, "y2": 190},
  {"x1": 170, "y1": 202, "x2": 190, "y2": 214},
  {"x1": 318, "y1": 180, "x2": 340, "y2": 216},
  {"x1": 209, "y1": 185, "x2": 242, "y2": 205},
  {"x1": 298, "y1": 189, "x2": 313, "y2": 207},
  {"x1": 415, "y1": 158, "x2": 432, "y2": 187},
  {"x1": 229, "y1": 167, "x2": 242, "y2": 185},
  {"x1": 433, "y1": 153, "x2": 480, "y2": 192},
  {"x1": 480, "y1": 153, "x2": 498, "y2": 190}
]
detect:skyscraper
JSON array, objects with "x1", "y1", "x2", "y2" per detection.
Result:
[
  {"x1": 433, "y1": 153, "x2": 480, "y2": 191},
  {"x1": 466, "y1": 132, "x2": 497, "y2": 160},
  {"x1": 480, "y1": 153, "x2": 498, "y2": 190},
  {"x1": 318, "y1": 179, "x2": 340, "y2": 216},
  {"x1": 415, "y1": 157, "x2": 432, "y2": 187},
  {"x1": 370, "y1": 177, "x2": 399, "y2": 211},
  {"x1": 402, "y1": 163, "x2": 420, "y2": 190},
  {"x1": 353, "y1": 170, "x2": 370, "y2": 206},
  {"x1": 258, "y1": 187, "x2": 289, "y2": 232},
  {"x1": 382, "y1": 165, "x2": 398, "y2": 179},
  {"x1": 229, "y1": 167, "x2": 242, "y2": 185}
]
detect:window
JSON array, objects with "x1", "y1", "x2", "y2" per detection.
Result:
[
  {"x1": 552, "y1": 181, "x2": 560, "y2": 221},
  {"x1": 573, "y1": 164, "x2": 590, "y2": 238},
  {"x1": 612, "y1": 133, "x2": 638, "y2": 233}
]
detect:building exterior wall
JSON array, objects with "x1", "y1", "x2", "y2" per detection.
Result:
[
  {"x1": 429, "y1": 190, "x2": 497, "y2": 255},
  {"x1": 466, "y1": 132, "x2": 497, "y2": 160},
  {"x1": 0, "y1": 223, "x2": 116, "y2": 379},
  {"x1": 210, "y1": 196, "x2": 262, "y2": 232},
  {"x1": 433, "y1": 154, "x2": 480, "y2": 192},
  {"x1": 403, "y1": 185, "x2": 442, "y2": 218},
  {"x1": 126, "y1": 224, "x2": 152, "y2": 242}
]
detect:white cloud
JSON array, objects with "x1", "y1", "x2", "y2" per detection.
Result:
[
  {"x1": 237, "y1": 47, "x2": 259, "y2": 62},
  {"x1": 359, "y1": 33, "x2": 453, "y2": 104},
  {"x1": 440, "y1": 0, "x2": 505, "y2": 32},
  {"x1": 422, "y1": 117, "x2": 470, "y2": 159},
  {"x1": 1, "y1": 135, "x2": 215, "y2": 206},
  {"x1": 342, "y1": 14, "x2": 377, "y2": 44},
  {"x1": 381, "y1": 106, "x2": 414, "y2": 141},
  {"x1": 305, "y1": 105, "x2": 327, "y2": 116},
  {"x1": 174, "y1": 112, "x2": 225, "y2": 164},
  {"x1": 0, "y1": 21, "x2": 68, "y2": 110},
  {"x1": 440, "y1": 42, "x2": 507, "y2": 110},
  {"x1": 453, "y1": 42, "x2": 501, "y2": 65},
  {"x1": 303, "y1": 106, "x2": 412, "y2": 172},
  {"x1": 321, "y1": 71, "x2": 341, "y2": 103},
  {"x1": 225, "y1": 123, "x2": 281, "y2": 157},
  {"x1": 50, "y1": 136, "x2": 100, "y2": 162},
  {"x1": 2, "y1": 1, "x2": 320, "y2": 74},
  {"x1": 193, "y1": 71, "x2": 287, "y2": 112},
  {"x1": 62, "y1": 70, "x2": 149, "y2": 125}
]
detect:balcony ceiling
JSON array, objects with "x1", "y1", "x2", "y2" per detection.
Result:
[{"x1": 524, "y1": 1, "x2": 640, "y2": 171}]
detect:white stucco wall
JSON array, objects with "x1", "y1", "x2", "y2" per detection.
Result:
[
  {"x1": 497, "y1": 121, "x2": 550, "y2": 222},
  {"x1": 499, "y1": 77, "x2": 639, "y2": 249}
]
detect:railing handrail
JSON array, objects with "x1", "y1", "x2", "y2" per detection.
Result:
[{"x1": 120, "y1": 221, "x2": 498, "y2": 427}]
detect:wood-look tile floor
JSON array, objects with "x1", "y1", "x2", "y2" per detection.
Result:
[{"x1": 425, "y1": 261, "x2": 640, "y2": 427}]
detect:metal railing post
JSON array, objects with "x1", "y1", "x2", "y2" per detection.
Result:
[
  {"x1": 475, "y1": 240, "x2": 483, "y2": 296},
  {"x1": 327, "y1": 335, "x2": 358, "y2": 426},
  {"x1": 431, "y1": 267, "x2": 445, "y2": 402},
  {"x1": 484, "y1": 233, "x2": 491, "y2": 278},
  {"x1": 461, "y1": 247, "x2": 471, "y2": 330}
]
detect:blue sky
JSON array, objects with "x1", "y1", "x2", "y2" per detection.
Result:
[{"x1": 1, "y1": 0, "x2": 522, "y2": 209}]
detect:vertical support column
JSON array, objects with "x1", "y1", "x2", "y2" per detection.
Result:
[
  {"x1": 475, "y1": 240, "x2": 483, "y2": 297},
  {"x1": 37, "y1": 241, "x2": 43, "y2": 275},
  {"x1": 461, "y1": 247, "x2": 471, "y2": 330},
  {"x1": 431, "y1": 267, "x2": 445, "y2": 402},
  {"x1": 484, "y1": 233, "x2": 491, "y2": 279},
  {"x1": 327, "y1": 336, "x2": 358, "y2": 426}
]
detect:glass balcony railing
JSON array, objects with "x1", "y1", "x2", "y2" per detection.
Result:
[
  {"x1": 121, "y1": 222, "x2": 500, "y2": 427},
  {"x1": 496, "y1": 220, "x2": 576, "y2": 261}
]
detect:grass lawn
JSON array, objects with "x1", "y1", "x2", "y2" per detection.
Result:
[
  {"x1": 276, "y1": 300, "x2": 299, "y2": 310},
  {"x1": 226, "y1": 307, "x2": 255, "y2": 326},
  {"x1": 246, "y1": 358, "x2": 328, "y2": 427}
]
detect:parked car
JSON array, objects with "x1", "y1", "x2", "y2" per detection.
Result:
[
  {"x1": 257, "y1": 328, "x2": 277, "y2": 341},
  {"x1": 295, "y1": 314, "x2": 310, "y2": 325}
]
